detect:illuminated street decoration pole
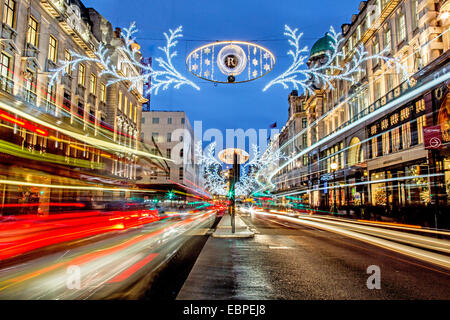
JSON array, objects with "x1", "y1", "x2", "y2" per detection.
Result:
[{"x1": 219, "y1": 149, "x2": 247, "y2": 233}]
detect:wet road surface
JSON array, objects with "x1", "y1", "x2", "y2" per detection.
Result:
[{"x1": 177, "y1": 213, "x2": 450, "y2": 299}]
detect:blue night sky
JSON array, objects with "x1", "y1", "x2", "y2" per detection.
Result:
[{"x1": 84, "y1": 0, "x2": 360, "y2": 147}]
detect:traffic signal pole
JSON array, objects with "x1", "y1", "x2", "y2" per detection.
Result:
[{"x1": 229, "y1": 152, "x2": 240, "y2": 234}]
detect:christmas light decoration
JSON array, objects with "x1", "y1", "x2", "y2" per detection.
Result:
[
  {"x1": 196, "y1": 142, "x2": 288, "y2": 197},
  {"x1": 263, "y1": 25, "x2": 409, "y2": 94},
  {"x1": 186, "y1": 41, "x2": 275, "y2": 83},
  {"x1": 50, "y1": 23, "x2": 199, "y2": 95}
]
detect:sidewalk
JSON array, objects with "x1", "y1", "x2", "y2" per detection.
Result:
[{"x1": 176, "y1": 213, "x2": 259, "y2": 299}]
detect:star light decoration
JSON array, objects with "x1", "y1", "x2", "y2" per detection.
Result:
[
  {"x1": 49, "y1": 22, "x2": 199, "y2": 95},
  {"x1": 263, "y1": 25, "x2": 409, "y2": 94},
  {"x1": 195, "y1": 142, "x2": 288, "y2": 197}
]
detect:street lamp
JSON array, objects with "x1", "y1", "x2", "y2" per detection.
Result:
[{"x1": 330, "y1": 162, "x2": 338, "y2": 213}]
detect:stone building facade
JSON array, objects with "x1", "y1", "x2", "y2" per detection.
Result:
[{"x1": 271, "y1": 0, "x2": 449, "y2": 226}]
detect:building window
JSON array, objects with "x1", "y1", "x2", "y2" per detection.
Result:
[
  {"x1": 129, "y1": 102, "x2": 133, "y2": 118},
  {"x1": 397, "y1": 13, "x2": 406, "y2": 43},
  {"x1": 89, "y1": 74, "x2": 96, "y2": 95},
  {"x1": 2, "y1": 0, "x2": 16, "y2": 28},
  {"x1": 152, "y1": 132, "x2": 159, "y2": 142},
  {"x1": 382, "y1": 132, "x2": 390, "y2": 155},
  {"x1": 48, "y1": 35, "x2": 58, "y2": 62},
  {"x1": 373, "y1": 40, "x2": 380, "y2": 65},
  {"x1": 78, "y1": 64, "x2": 85, "y2": 86},
  {"x1": 417, "y1": 115, "x2": 426, "y2": 144},
  {"x1": 384, "y1": 29, "x2": 391, "y2": 51},
  {"x1": 100, "y1": 83, "x2": 106, "y2": 102},
  {"x1": 166, "y1": 148, "x2": 171, "y2": 158},
  {"x1": 400, "y1": 106, "x2": 411, "y2": 121},
  {"x1": 118, "y1": 91, "x2": 122, "y2": 110},
  {"x1": 391, "y1": 127, "x2": 400, "y2": 152},
  {"x1": 390, "y1": 113, "x2": 399, "y2": 126},
  {"x1": 124, "y1": 96, "x2": 128, "y2": 115},
  {"x1": 64, "y1": 50, "x2": 72, "y2": 75},
  {"x1": 27, "y1": 16, "x2": 39, "y2": 47},
  {"x1": 152, "y1": 117, "x2": 159, "y2": 124},
  {"x1": 371, "y1": 137, "x2": 378, "y2": 158},
  {"x1": 302, "y1": 134, "x2": 307, "y2": 147},
  {"x1": 415, "y1": 99, "x2": 425, "y2": 113},
  {"x1": 141, "y1": 117, "x2": 145, "y2": 124},
  {"x1": 401, "y1": 122, "x2": 411, "y2": 149},
  {"x1": 179, "y1": 167, "x2": 183, "y2": 180},
  {"x1": 167, "y1": 132, "x2": 171, "y2": 142},
  {"x1": 168, "y1": 117, "x2": 172, "y2": 124},
  {"x1": 302, "y1": 118, "x2": 307, "y2": 128},
  {"x1": 411, "y1": 0, "x2": 419, "y2": 30},
  {"x1": 181, "y1": 117, "x2": 185, "y2": 124},
  {"x1": 180, "y1": 148, "x2": 184, "y2": 158},
  {"x1": 0, "y1": 53, "x2": 12, "y2": 93},
  {"x1": 134, "y1": 107, "x2": 137, "y2": 123},
  {"x1": 381, "y1": 118, "x2": 389, "y2": 130},
  {"x1": 179, "y1": 135, "x2": 183, "y2": 142}
]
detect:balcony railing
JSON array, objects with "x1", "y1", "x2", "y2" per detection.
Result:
[
  {"x1": 23, "y1": 43, "x2": 40, "y2": 59},
  {"x1": 43, "y1": 100, "x2": 57, "y2": 115},
  {"x1": 22, "y1": 89, "x2": 37, "y2": 105},
  {"x1": 0, "y1": 76, "x2": 14, "y2": 94},
  {"x1": 76, "y1": 84, "x2": 86, "y2": 97},
  {"x1": 1, "y1": 23, "x2": 17, "y2": 41}
]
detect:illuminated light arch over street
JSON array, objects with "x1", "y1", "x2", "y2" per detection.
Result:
[{"x1": 186, "y1": 41, "x2": 276, "y2": 84}]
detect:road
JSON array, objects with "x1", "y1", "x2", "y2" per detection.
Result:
[
  {"x1": 178, "y1": 211, "x2": 450, "y2": 299},
  {"x1": 0, "y1": 210, "x2": 217, "y2": 300}
]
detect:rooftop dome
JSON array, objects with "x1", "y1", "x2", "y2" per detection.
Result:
[{"x1": 310, "y1": 33, "x2": 334, "y2": 58}]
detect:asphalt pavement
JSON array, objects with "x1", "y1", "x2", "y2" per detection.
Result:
[{"x1": 177, "y1": 212, "x2": 450, "y2": 299}]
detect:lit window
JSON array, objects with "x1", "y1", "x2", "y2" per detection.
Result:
[
  {"x1": 100, "y1": 83, "x2": 106, "y2": 102},
  {"x1": 384, "y1": 29, "x2": 391, "y2": 51},
  {"x1": 417, "y1": 115, "x2": 426, "y2": 144},
  {"x1": 48, "y1": 35, "x2": 58, "y2": 62},
  {"x1": 416, "y1": 99, "x2": 425, "y2": 113},
  {"x1": 371, "y1": 125, "x2": 377, "y2": 135},
  {"x1": 382, "y1": 132, "x2": 390, "y2": 155},
  {"x1": 371, "y1": 137, "x2": 378, "y2": 158},
  {"x1": 391, "y1": 127, "x2": 400, "y2": 152},
  {"x1": 390, "y1": 113, "x2": 399, "y2": 125},
  {"x1": 381, "y1": 118, "x2": 389, "y2": 130},
  {"x1": 398, "y1": 13, "x2": 406, "y2": 42},
  {"x1": 118, "y1": 91, "x2": 122, "y2": 110},
  {"x1": 411, "y1": 0, "x2": 419, "y2": 30},
  {"x1": 129, "y1": 102, "x2": 132, "y2": 118},
  {"x1": 27, "y1": 16, "x2": 39, "y2": 47},
  {"x1": 0, "y1": 53, "x2": 12, "y2": 80},
  {"x1": 401, "y1": 122, "x2": 411, "y2": 149},
  {"x1": 89, "y1": 74, "x2": 96, "y2": 95},
  {"x1": 78, "y1": 64, "x2": 85, "y2": 86},
  {"x1": 400, "y1": 107, "x2": 410, "y2": 121},
  {"x1": 65, "y1": 50, "x2": 72, "y2": 75},
  {"x1": 2, "y1": 0, "x2": 16, "y2": 28}
]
